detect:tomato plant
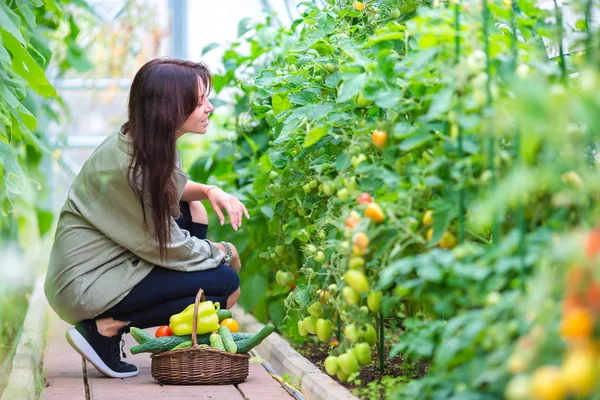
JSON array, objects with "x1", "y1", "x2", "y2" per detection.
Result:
[{"x1": 186, "y1": 0, "x2": 600, "y2": 397}]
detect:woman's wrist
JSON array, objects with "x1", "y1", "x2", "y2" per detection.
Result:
[{"x1": 205, "y1": 185, "x2": 219, "y2": 196}]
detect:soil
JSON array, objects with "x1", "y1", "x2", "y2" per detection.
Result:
[{"x1": 295, "y1": 339, "x2": 429, "y2": 400}]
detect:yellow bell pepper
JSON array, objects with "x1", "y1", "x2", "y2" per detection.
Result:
[{"x1": 169, "y1": 300, "x2": 220, "y2": 335}]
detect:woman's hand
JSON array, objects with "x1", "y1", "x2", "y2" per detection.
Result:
[
  {"x1": 214, "y1": 242, "x2": 241, "y2": 273},
  {"x1": 206, "y1": 188, "x2": 249, "y2": 231}
]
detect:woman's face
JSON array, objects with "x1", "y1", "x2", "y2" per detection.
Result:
[{"x1": 178, "y1": 79, "x2": 214, "y2": 138}]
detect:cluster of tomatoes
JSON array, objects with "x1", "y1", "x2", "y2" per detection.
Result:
[
  {"x1": 505, "y1": 228, "x2": 600, "y2": 400},
  {"x1": 153, "y1": 318, "x2": 240, "y2": 337}
]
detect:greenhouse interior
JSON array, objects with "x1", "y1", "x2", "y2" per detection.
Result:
[{"x1": 2, "y1": 0, "x2": 600, "y2": 399}]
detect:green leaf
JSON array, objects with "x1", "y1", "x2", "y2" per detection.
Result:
[
  {"x1": 0, "y1": 36, "x2": 11, "y2": 66},
  {"x1": 37, "y1": 209, "x2": 54, "y2": 237},
  {"x1": 374, "y1": 88, "x2": 401, "y2": 108},
  {"x1": 336, "y1": 153, "x2": 351, "y2": 171},
  {"x1": 429, "y1": 203, "x2": 456, "y2": 245},
  {"x1": 2, "y1": 31, "x2": 56, "y2": 97},
  {"x1": 420, "y1": 89, "x2": 454, "y2": 122},
  {"x1": 336, "y1": 74, "x2": 367, "y2": 103},
  {"x1": 399, "y1": 132, "x2": 434, "y2": 152},
  {"x1": 272, "y1": 93, "x2": 292, "y2": 115},
  {"x1": 201, "y1": 42, "x2": 219, "y2": 55},
  {"x1": 15, "y1": 1, "x2": 37, "y2": 30},
  {"x1": 289, "y1": 90, "x2": 318, "y2": 106},
  {"x1": 304, "y1": 126, "x2": 328, "y2": 148},
  {"x1": 261, "y1": 205, "x2": 274, "y2": 219},
  {"x1": 0, "y1": 139, "x2": 25, "y2": 178},
  {"x1": 0, "y1": 3, "x2": 25, "y2": 45},
  {"x1": 365, "y1": 30, "x2": 405, "y2": 47},
  {"x1": 240, "y1": 273, "x2": 268, "y2": 310},
  {"x1": 267, "y1": 299, "x2": 286, "y2": 327},
  {"x1": 237, "y1": 18, "x2": 254, "y2": 37}
]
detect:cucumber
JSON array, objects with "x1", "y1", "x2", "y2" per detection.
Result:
[
  {"x1": 217, "y1": 309, "x2": 232, "y2": 322},
  {"x1": 210, "y1": 333, "x2": 225, "y2": 351},
  {"x1": 131, "y1": 331, "x2": 256, "y2": 354},
  {"x1": 219, "y1": 326, "x2": 237, "y2": 353},
  {"x1": 236, "y1": 324, "x2": 275, "y2": 354},
  {"x1": 171, "y1": 340, "x2": 193, "y2": 350},
  {"x1": 131, "y1": 334, "x2": 193, "y2": 354},
  {"x1": 130, "y1": 327, "x2": 154, "y2": 344},
  {"x1": 232, "y1": 332, "x2": 253, "y2": 341}
]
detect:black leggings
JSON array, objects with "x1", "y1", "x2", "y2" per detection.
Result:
[{"x1": 95, "y1": 202, "x2": 240, "y2": 332}]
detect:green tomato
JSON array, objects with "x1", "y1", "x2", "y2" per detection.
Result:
[
  {"x1": 315, "y1": 251, "x2": 326, "y2": 263},
  {"x1": 351, "y1": 154, "x2": 367, "y2": 168},
  {"x1": 354, "y1": 342, "x2": 372, "y2": 366},
  {"x1": 323, "y1": 182, "x2": 336, "y2": 196},
  {"x1": 326, "y1": 63, "x2": 337, "y2": 73},
  {"x1": 349, "y1": 256, "x2": 365, "y2": 270},
  {"x1": 367, "y1": 291, "x2": 382, "y2": 313},
  {"x1": 391, "y1": 9, "x2": 401, "y2": 18},
  {"x1": 485, "y1": 291, "x2": 501, "y2": 306},
  {"x1": 356, "y1": 92, "x2": 374, "y2": 108},
  {"x1": 344, "y1": 270, "x2": 369, "y2": 294},
  {"x1": 303, "y1": 183, "x2": 312, "y2": 194},
  {"x1": 349, "y1": 144, "x2": 362, "y2": 155},
  {"x1": 338, "y1": 351, "x2": 359, "y2": 375},
  {"x1": 308, "y1": 301, "x2": 323, "y2": 318},
  {"x1": 342, "y1": 286, "x2": 359, "y2": 306},
  {"x1": 305, "y1": 244, "x2": 317, "y2": 254},
  {"x1": 344, "y1": 323, "x2": 359, "y2": 343},
  {"x1": 275, "y1": 245, "x2": 285, "y2": 257},
  {"x1": 337, "y1": 369, "x2": 349, "y2": 382},
  {"x1": 309, "y1": 180, "x2": 318, "y2": 189},
  {"x1": 360, "y1": 324, "x2": 377, "y2": 346},
  {"x1": 303, "y1": 316, "x2": 317, "y2": 334},
  {"x1": 315, "y1": 75, "x2": 323, "y2": 82},
  {"x1": 337, "y1": 188, "x2": 350, "y2": 202},
  {"x1": 316, "y1": 318, "x2": 333, "y2": 342},
  {"x1": 324, "y1": 356, "x2": 339, "y2": 375},
  {"x1": 269, "y1": 171, "x2": 279, "y2": 180},
  {"x1": 319, "y1": 230, "x2": 327, "y2": 240},
  {"x1": 298, "y1": 320, "x2": 308, "y2": 336},
  {"x1": 276, "y1": 271, "x2": 294, "y2": 286}
]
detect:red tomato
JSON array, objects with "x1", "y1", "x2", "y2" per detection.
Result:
[
  {"x1": 155, "y1": 325, "x2": 173, "y2": 338},
  {"x1": 357, "y1": 193, "x2": 373, "y2": 204}
]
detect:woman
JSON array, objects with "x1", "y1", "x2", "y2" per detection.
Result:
[{"x1": 44, "y1": 58, "x2": 249, "y2": 378}]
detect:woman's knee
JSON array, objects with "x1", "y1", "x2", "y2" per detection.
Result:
[{"x1": 188, "y1": 201, "x2": 208, "y2": 224}]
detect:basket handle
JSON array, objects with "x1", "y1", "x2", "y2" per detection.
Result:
[{"x1": 191, "y1": 288, "x2": 207, "y2": 349}]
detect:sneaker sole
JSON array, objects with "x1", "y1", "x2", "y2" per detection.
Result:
[{"x1": 66, "y1": 327, "x2": 139, "y2": 379}]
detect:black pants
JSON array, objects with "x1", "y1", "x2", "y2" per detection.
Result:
[{"x1": 95, "y1": 202, "x2": 240, "y2": 332}]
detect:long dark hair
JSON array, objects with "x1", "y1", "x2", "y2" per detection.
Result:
[{"x1": 122, "y1": 58, "x2": 212, "y2": 261}]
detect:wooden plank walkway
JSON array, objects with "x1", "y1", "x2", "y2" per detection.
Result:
[{"x1": 41, "y1": 311, "x2": 292, "y2": 400}]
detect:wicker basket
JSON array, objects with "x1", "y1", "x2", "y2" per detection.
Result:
[{"x1": 150, "y1": 289, "x2": 250, "y2": 385}]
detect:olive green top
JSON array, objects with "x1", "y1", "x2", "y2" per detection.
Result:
[{"x1": 45, "y1": 131, "x2": 225, "y2": 325}]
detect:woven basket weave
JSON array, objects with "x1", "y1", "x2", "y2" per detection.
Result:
[{"x1": 150, "y1": 289, "x2": 250, "y2": 385}]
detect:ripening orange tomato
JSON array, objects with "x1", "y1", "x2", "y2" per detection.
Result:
[
  {"x1": 353, "y1": 1, "x2": 365, "y2": 11},
  {"x1": 365, "y1": 203, "x2": 385, "y2": 223},
  {"x1": 371, "y1": 130, "x2": 387, "y2": 148},
  {"x1": 354, "y1": 232, "x2": 369, "y2": 250},
  {"x1": 220, "y1": 318, "x2": 240, "y2": 333},
  {"x1": 561, "y1": 307, "x2": 594, "y2": 340},
  {"x1": 346, "y1": 216, "x2": 360, "y2": 229},
  {"x1": 586, "y1": 228, "x2": 600, "y2": 259}
]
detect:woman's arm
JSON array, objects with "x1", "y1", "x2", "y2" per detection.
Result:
[
  {"x1": 181, "y1": 180, "x2": 250, "y2": 231},
  {"x1": 180, "y1": 180, "x2": 214, "y2": 201}
]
